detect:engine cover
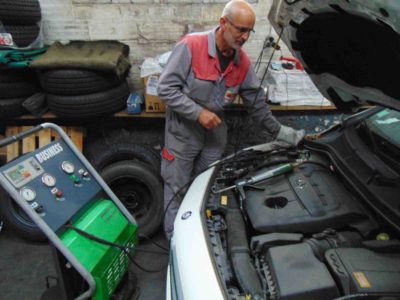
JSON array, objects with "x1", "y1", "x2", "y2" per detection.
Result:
[{"x1": 245, "y1": 162, "x2": 374, "y2": 234}]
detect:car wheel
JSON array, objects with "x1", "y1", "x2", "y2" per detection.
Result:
[{"x1": 100, "y1": 160, "x2": 163, "y2": 238}]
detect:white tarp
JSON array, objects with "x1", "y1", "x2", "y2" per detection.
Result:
[
  {"x1": 140, "y1": 51, "x2": 171, "y2": 78},
  {"x1": 265, "y1": 62, "x2": 331, "y2": 106}
]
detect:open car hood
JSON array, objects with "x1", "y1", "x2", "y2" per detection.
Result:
[{"x1": 268, "y1": 0, "x2": 400, "y2": 112}]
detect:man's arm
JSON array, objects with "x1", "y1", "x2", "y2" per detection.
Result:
[
  {"x1": 240, "y1": 68, "x2": 305, "y2": 145},
  {"x1": 157, "y1": 41, "x2": 205, "y2": 122},
  {"x1": 240, "y1": 67, "x2": 281, "y2": 135}
]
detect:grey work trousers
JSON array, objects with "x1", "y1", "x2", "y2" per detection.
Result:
[{"x1": 161, "y1": 110, "x2": 227, "y2": 240}]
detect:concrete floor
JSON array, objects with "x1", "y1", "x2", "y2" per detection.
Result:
[{"x1": 0, "y1": 224, "x2": 168, "y2": 300}]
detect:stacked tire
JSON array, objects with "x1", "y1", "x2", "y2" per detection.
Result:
[
  {"x1": 0, "y1": 0, "x2": 42, "y2": 119},
  {"x1": 0, "y1": 0, "x2": 42, "y2": 48},
  {"x1": 39, "y1": 69, "x2": 130, "y2": 118},
  {"x1": 0, "y1": 69, "x2": 39, "y2": 119}
]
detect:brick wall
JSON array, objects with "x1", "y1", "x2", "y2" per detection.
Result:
[{"x1": 38, "y1": 0, "x2": 290, "y2": 90}]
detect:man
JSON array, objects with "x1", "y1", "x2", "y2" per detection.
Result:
[{"x1": 157, "y1": 0, "x2": 305, "y2": 240}]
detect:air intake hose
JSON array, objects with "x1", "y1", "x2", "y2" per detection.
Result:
[{"x1": 226, "y1": 208, "x2": 263, "y2": 299}]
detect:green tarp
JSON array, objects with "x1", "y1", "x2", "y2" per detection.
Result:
[
  {"x1": 0, "y1": 47, "x2": 48, "y2": 68},
  {"x1": 30, "y1": 41, "x2": 131, "y2": 77}
]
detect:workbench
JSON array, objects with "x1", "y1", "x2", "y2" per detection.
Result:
[{"x1": 0, "y1": 105, "x2": 340, "y2": 162}]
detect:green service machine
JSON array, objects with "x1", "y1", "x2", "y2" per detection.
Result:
[{"x1": 0, "y1": 123, "x2": 138, "y2": 300}]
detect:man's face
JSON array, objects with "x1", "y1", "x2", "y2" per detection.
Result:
[{"x1": 222, "y1": 16, "x2": 255, "y2": 50}]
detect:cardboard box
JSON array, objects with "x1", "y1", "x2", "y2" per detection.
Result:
[{"x1": 143, "y1": 75, "x2": 166, "y2": 113}]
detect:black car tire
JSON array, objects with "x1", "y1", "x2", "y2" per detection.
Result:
[
  {"x1": 0, "y1": 191, "x2": 46, "y2": 242},
  {"x1": 100, "y1": 160, "x2": 163, "y2": 238},
  {"x1": 85, "y1": 136, "x2": 161, "y2": 172},
  {"x1": 0, "y1": 80, "x2": 38, "y2": 99},
  {"x1": 3, "y1": 24, "x2": 40, "y2": 48},
  {"x1": 47, "y1": 82, "x2": 129, "y2": 118},
  {"x1": 39, "y1": 69, "x2": 125, "y2": 96},
  {"x1": 0, "y1": 0, "x2": 41, "y2": 24},
  {"x1": 0, "y1": 69, "x2": 36, "y2": 83},
  {"x1": 0, "y1": 98, "x2": 28, "y2": 119}
]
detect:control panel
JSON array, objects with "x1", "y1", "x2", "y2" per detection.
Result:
[{"x1": 0, "y1": 140, "x2": 102, "y2": 232}]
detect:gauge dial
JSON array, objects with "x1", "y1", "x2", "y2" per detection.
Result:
[
  {"x1": 61, "y1": 161, "x2": 75, "y2": 174},
  {"x1": 20, "y1": 187, "x2": 36, "y2": 202},
  {"x1": 42, "y1": 173, "x2": 56, "y2": 187}
]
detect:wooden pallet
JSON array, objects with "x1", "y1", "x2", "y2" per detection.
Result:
[{"x1": 4, "y1": 126, "x2": 85, "y2": 162}]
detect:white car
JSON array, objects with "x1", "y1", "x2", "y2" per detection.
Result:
[{"x1": 167, "y1": 1, "x2": 400, "y2": 299}]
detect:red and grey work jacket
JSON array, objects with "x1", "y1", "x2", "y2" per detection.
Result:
[{"x1": 157, "y1": 28, "x2": 281, "y2": 135}]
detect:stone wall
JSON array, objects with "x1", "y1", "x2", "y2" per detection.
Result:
[{"x1": 38, "y1": 0, "x2": 289, "y2": 90}]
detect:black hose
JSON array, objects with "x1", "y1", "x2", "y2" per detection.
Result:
[{"x1": 226, "y1": 208, "x2": 263, "y2": 299}]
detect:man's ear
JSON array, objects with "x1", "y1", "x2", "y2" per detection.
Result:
[{"x1": 220, "y1": 17, "x2": 227, "y2": 30}]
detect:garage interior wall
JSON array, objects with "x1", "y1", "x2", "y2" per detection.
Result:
[{"x1": 38, "y1": 0, "x2": 290, "y2": 89}]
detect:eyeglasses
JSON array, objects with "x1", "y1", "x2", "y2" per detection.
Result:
[{"x1": 226, "y1": 18, "x2": 255, "y2": 35}]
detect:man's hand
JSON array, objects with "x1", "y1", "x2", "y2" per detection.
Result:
[
  {"x1": 276, "y1": 125, "x2": 305, "y2": 146},
  {"x1": 198, "y1": 108, "x2": 222, "y2": 129}
]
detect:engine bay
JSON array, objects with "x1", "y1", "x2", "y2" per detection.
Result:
[{"x1": 205, "y1": 142, "x2": 400, "y2": 300}]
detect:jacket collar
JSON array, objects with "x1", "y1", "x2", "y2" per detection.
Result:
[{"x1": 207, "y1": 27, "x2": 240, "y2": 65}]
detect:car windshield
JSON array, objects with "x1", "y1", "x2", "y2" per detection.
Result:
[{"x1": 365, "y1": 108, "x2": 400, "y2": 147}]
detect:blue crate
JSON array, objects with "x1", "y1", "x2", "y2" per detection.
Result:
[{"x1": 127, "y1": 92, "x2": 144, "y2": 115}]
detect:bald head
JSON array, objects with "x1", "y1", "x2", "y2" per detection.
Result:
[
  {"x1": 221, "y1": 0, "x2": 256, "y2": 23},
  {"x1": 216, "y1": 0, "x2": 256, "y2": 51}
]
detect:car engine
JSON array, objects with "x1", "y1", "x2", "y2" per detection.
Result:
[{"x1": 205, "y1": 142, "x2": 400, "y2": 300}]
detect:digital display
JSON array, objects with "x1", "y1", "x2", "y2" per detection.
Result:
[
  {"x1": 3, "y1": 158, "x2": 44, "y2": 188},
  {"x1": 7, "y1": 167, "x2": 24, "y2": 182}
]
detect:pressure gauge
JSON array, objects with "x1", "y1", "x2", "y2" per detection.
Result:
[
  {"x1": 42, "y1": 173, "x2": 56, "y2": 187},
  {"x1": 61, "y1": 161, "x2": 75, "y2": 174},
  {"x1": 20, "y1": 187, "x2": 36, "y2": 202}
]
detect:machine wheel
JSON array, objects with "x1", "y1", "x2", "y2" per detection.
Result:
[
  {"x1": 100, "y1": 160, "x2": 163, "y2": 238},
  {"x1": 0, "y1": 190, "x2": 46, "y2": 242}
]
